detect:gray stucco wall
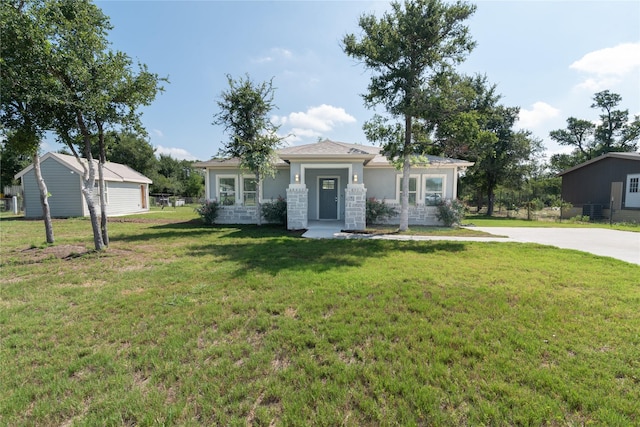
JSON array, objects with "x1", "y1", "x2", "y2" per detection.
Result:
[
  {"x1": 23, "y1": 158, "x2": 84, "y2": 218},
  {"x1": 364, "y1": 166, "x2": 456, "y2": 203}
]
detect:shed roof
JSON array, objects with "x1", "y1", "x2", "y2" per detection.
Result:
[
  {"x1": 15, "y1": 152, "x2": 152, "y2": 184},
  {"x1": 557, "y1": 152, "x2": 640, "y2": 176}
]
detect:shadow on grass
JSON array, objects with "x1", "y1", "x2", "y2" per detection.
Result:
[
  {"x1": 109, "y1": 220, "x2": 467, "y2": 275},
  {"x1": 187, "y1": 232, "x2": 466, "y2": 276},
  {"x1": 112, "y1": 221, "x2": 304, "y2": 243}
]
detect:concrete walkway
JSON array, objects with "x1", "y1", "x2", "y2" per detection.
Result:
[{"x1": 302, "y1": 222, "x2": 640, "y2": 265}]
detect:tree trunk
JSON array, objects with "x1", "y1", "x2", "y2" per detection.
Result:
[
  {"x1": 255, "y1": 171, "x2": 262, "y2": 226},
  {"x1": 73, "y1": 111, "x2": 105, "y2": 251},
  {"x1": 487, "y1": 188, "x2": 495, "y2": 216},
  {"x1": 32, "y1": 152, "x2": 54, "y2": 243},
  {"x1": 97, "y1": 124, "x2": 109, "y2": 246},
  {"x1": 399, "y1": 114, "x2": 412, "y2": 231},
  {"x1": 98, "y1": 159, "x2": 109, "y2": 246}
]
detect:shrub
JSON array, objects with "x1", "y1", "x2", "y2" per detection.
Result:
[
  {"x1": 436, "y1": 199, "x2": 466, "y2": 227},
  {"x1": 195, "y1": 200, "x2": 219, "y2": 225},
  {"x1": 366, "y1": 198, "x2": 398, "y2": 224},
  {"x1": 262, "y1": 196, "x2": 287, "y2": 224},
  {"x1": 570, "y1": 215, "x2": 590, "y2": 223}
]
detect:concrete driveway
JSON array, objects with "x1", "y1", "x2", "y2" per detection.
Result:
[
  {"x1": 468, "y1": 227, "x2": 640, "y2": 266},
  {"x1": 305, "y1": 222, "x2": 640, "y2": 265}
]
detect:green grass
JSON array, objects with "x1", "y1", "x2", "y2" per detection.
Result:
[
  {"x1": 464, "y1": 214, "x2": 640, "y2": 232},
  {"x1": 1, "y1": 210, "x2": 639, "y2": 425}
]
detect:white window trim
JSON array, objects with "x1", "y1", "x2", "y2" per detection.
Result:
[
  {"x1": 423, "y1": 174, "x2": 446, "y2": 206},
  {"x1": 216, "y1": 174, "x2": 238, "y2": 206},
  {"x1": 241, "y1": 174, "x2": 264, "y2": 206},
  {"x1": 395, "y1": 174, "x2": 421, "y2": 205},
  {"x1": 628, "y1": 174, "x2": 640, "y2": 193},
  {"x1": 626, "y1": 173, "x2": 640, "y2": 208}
]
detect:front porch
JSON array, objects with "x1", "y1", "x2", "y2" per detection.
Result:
[{"x1": 301, "y1": 220, "x2": 345, "y2": 239}]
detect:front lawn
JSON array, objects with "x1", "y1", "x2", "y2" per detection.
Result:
[{"x1": 1, "y1": 214, "x2": 638, "y2": 425}]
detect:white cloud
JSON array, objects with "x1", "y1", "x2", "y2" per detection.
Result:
[
  {"x1": 152, "y1": 129, "x2": 164, "y2": 138},
  {"x1": 253, "y1": 47, "x2": 293, "y2": 64},
  {"x1": 517, "y1": 102, "x2": 561, "y2": 129},
  {"x1": 274, "y1": 104, "x2": 356, "y2": 137},
  {"x1": 155, "y1": 145, "x2": 197, "y2": 161},
  {"x1": 570, "y1": 42, "x2": 640, "y2": 91}
]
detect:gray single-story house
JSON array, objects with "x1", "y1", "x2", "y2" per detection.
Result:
[
  {"x1": 194, "y1": 139, "x2": 473, "y2": 230},
  {"x1": 558, "y1": 151, "x2": 640, "y2": 222},
  {"x1": 16, "y1": 152, "x2": 152, "y2": 218}
]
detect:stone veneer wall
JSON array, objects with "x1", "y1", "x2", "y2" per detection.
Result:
[
  {"x1": 344, "y1": 184, "x2": 366, "y2": 231},
  {"x1": 378, "y1": 203, "x2": 442, "y2": 226},
  {"x1": 216, "y1": 205, "x2": 259, "y2": 224},
  {"x1": 286, "y1": 185, "x2": 308, "y2": 230}
]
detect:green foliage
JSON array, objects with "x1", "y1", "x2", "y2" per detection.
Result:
[
  {"x1": 261, "y1": 196, "x2": 287, "y2": 224},
  {"x1": 152, "y1": 154, "x2": 204, "y2": 197},
  {"x1": 549, "y1": 90, "x2": 640, "y2": 167},
  {"x1": 214, "y1": 74, "x2": 283, "y2": 179},
  {"x1": 0, "y1": 140, "x2": 31, "y2": 187},
  {"x1": 214, "y1": 74, "x2": 285, "y2": 225},
  {"x1": 366, "y1": 198, "x2": 398, "y2": 224},
  {"x1": 436, "y1": 198, "x2": 466, "y2": 226},
  {"x1": 570, "y1": 215, "x2": 590, "y2": 223},
  {"x1": 195, "y1": 200, "x2": 219, "y2": 225}
]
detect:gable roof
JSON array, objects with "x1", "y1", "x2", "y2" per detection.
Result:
[
  {"x1": 557, "y1": 152, "x2": 640, "y2": 176},
  {"x1": 15, "y1": 152, "x2": 152, "y2": 184},
  {"x1": 194, "y1": 139, "x2": 473, "y2": 168}
]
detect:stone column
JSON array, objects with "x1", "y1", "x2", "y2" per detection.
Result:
[
  {"x1": 344, "y1": 184, "x2": 366, "y2": 231},
  {"x1": 286, "y1": 184, "x2": 308, "y2": 230}
]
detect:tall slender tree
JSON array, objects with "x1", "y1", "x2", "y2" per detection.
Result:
[
  {"x1": 213, "y1": 74, "x2": 285, "y2": 226},
  {"x1": 1, "y1": 0, "x2": 56, "y2": 243},
  {"x1": 343, "y1": 0, "x2": 476, "y2": 230}
]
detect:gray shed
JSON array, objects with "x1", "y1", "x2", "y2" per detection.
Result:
[
  {"x1": 15, "y1": 152, "x2": 152, "y2": 218},
  {"x1": 558, "y1": 152, "x2": 640, "y2": 222}
]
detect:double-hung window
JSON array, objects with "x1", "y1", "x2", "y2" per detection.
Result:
[
  {"x1": 243, "y1": 177, "x2": 257, "y2": 206},
  {"x1": 424, "y1": 176, "x2": 444, "y2": 205},
  {"x1": 218, "y1": 176, "x2": 236, "y2": 205},
  {"x1": 398, "y1": 176, "x2": 418, "y2": 206}
]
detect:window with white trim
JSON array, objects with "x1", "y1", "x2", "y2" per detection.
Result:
[
  {"x1": 243, "y1": 177, "x2": 257, "y2": 206},
  {"x1": 217, "y1": 176, "x2": 236, "y2": 206},
  {"x1": 398, "y1": 176, "x2": 418, "y2": 206},
  {"x1": 424, "y1": 175, "x2": 445, "y2": 206},
  {"x1": 630, "y1": 177, "x2": 639, "y2": 193}
]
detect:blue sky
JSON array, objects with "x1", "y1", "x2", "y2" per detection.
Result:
[{"x1": 46, "y1": 0, "x2": 640, "y2": 161}]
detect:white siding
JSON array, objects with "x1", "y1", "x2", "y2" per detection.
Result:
[
  {"x1": 22, "y1": 158, "x2": 84, "y2": 218},
  {"x1": 105, "y1": 182, "x2": 149, "y2": 216}
]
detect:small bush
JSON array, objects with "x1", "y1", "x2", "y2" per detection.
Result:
[
  {"x1": 436, "y1": 199, "x2": 466, "y2": 227},
  {"x1": 570, "y1": 215, "x2": 590, "y2": 223},
  {"x1": 366, "y1": 198, "x2": 398, "y2": 224},
  {"x1": 262, "y1": 196, "x2": 287, "y2": 224},
  {"x1": 195, "y1": 200, "x2": 219, "y2": 225}
]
